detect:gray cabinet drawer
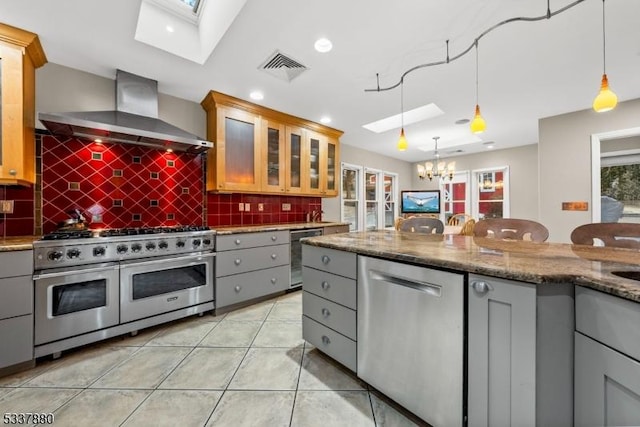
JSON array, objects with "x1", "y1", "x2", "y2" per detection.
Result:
[
  {"x1": 303, "y1": 266, "x2": 356, "y2": 310},
  {"x1": 0, "y1": 276, "x2": 33, "y2": 320},
  {"x1": 302, "y1": 245, "x2": 356, "y2": 279},
  {"x1": 217, "y1": 244, "x2": 290, "y2": 277},
  {"x1": 303, "y1": 291, "x2": 356, "y2": 340},
  {"x1": 0, "y1": 315, "x2": 33, "y2": 368},
  {"x1": 576, "y1": 286, "x2": 640, "y2": 362},
  {"x1": 0, "y1": 250, "x2": 33, "y2": 279},
  {"x1": 303, "y1": 315, "x2": 356, "y2": 372},
  {"x1": 217, "y1": 265, "x2": 290, "y2": 308},
  {"x1": 217, "y1": 231, "x2": 289, "y2": 251}
]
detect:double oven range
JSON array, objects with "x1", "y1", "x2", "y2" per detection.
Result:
[{"x1": 32, "y1": 226, "x2": 215, "y2": 358}]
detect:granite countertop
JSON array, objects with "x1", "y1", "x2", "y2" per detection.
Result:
[
  {"x1": 211, "y1": 222, "x2": 349, "y2": 235},
  {"x1": 302, "y1": 230, "x2": 640, "y2": 303},
  {"x1": 0, "y1": 236, "x2": 39, "y2": 252}
]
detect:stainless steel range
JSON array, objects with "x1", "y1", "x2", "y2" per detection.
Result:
[{"x1": 33, "y1": 226, "x2": 215, "y2": 358}]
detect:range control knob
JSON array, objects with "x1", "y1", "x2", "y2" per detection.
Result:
[
  {"x1": 146, "y1": 242, "x2": 156, "y2": 251},
  {"x1": 48, "y1": 250, "x2": 63, "y2": 261},
  {"x1": 116, "y1": 244, "x2": 128, "y2": 254},
  {"x1": 131, "y1": 243, "x2": 142, "y2": 253},
  {"x1": 176, "y1": 240, "x2": 186, "y2": 248},
  {"x1": 93, "y1": 246, "x2": 106, "y2": 257},
  {"x1": 203, "y1": 238, "x2": 212, "y2": 246},
  {"x1": 66, "y1": 248, "x2": 81, "y2": 259},
  {"x1": 158, "y1": 241, "x2": 169, "y2": 250},
  {"x1": 193, "y1": 239, "x2": 201, "y2": 248}
]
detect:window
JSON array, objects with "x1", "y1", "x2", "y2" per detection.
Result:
[
  {"x1": 178, "y1": 0, "x2": 201, "y2": 11},
  {"x1": 601, "y1": 149, "x2": 640, "y2": 223},
  {"x1": 341, "y1": 163, "x2": 363, "y2": 231},
  {"x1": 340, "y1": 164, "x2": 398, "y2": 231},
  {"x1": 471, "y1": 166, "x2": 510, "y2": 219},
  {"x1": 440, "y1": 171, "x2": 471, "y2": 223}
]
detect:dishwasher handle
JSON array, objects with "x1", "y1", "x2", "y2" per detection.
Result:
[{"x1": 369, "y1": 270, "x2": 442, "y2": 297}]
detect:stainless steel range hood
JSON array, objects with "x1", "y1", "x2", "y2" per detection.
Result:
[{"x1": 39, "y1": 70, "x2": 213, "y2": 153}]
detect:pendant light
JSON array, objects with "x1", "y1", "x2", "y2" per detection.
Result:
[
  {"x1": 470, "y1": 41, "x2": 486, "y2": 134},
  {"x1": 397, "y1": 80, "x2": 408, "y2": 151},
  {"x1": 593, "y1": 0, "x2": 617, "y2": 113},
  {"x1": 417, "y1": 136, "x2": 455, "y2": 180}
]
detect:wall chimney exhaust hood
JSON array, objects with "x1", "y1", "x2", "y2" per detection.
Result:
[{"x1": 39, "y1": 70, "x2": 213, "y2": 153}]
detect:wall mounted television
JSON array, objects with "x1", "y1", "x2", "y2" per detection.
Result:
[{"x1": 400, "y1": 190, "x2": 441, "y2": 214}]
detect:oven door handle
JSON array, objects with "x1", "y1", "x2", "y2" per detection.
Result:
[
  {"x1": 120, "y1": 252, "x2": 215, "y2": 269},
  {"x1": 33, "y1": 264, "x2": 120, "y2": 280}
]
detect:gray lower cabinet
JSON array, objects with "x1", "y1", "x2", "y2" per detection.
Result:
[
  {"x1": 0, "y1": 250, "x2": 34, "y2": 372},
  {"x1": 468, "y1": 274, "x2": 574, "y2": 427},
  {"x1": 575, "y1": 286, "x2": 640, "y2": 427},
  {"x1": 215, "y1": 231, "x2": 291, "y2": 309},
  {"x1": 302, "y1": 244, "x2": 357, "y2": 372}
]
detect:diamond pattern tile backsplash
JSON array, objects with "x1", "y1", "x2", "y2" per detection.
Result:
[
  {"x1": 0, "y1": 132, "x2": 324, "y2": 237},
  {"x1": 41, "y1": 135, "x2": 204, "y2": 234}
]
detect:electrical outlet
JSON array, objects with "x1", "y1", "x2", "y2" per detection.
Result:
[
  {"x1": 282, "y1": 203, "x2": 291, "y2": 211},
  {"x1": 258, "y1": 203, "x2": 264, "y2": 211},
  {"x1": 238, "y1": 203, "x2": 244, "y2": 212},
  {"x1": 0, "y1": 200, "x2": 14, "y2": 214},
  {"x1": 244, "y1": 203, "x2": 250, "y2": 212}
]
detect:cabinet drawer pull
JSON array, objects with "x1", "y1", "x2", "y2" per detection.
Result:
[
  {"x1": 321, "y1": 335, "x2": 331, "y2": 345},
  {"x1": 270, "y1": 277, "x2": 277, "y2": 284},
  {"x1": 471, "y1": 280, "x2": 493, "y2": 294},
  {"x1": 234, "y1": 259, "x2": 242, "y2": 266},
  {"x1": 235, "y1": 239, "x2": 241, "y2": 245},
  {"x1": 9, "y1": 169, "x2": 17, "y2": 176},
  {"x1": 271, "y1": 235, "x2": 277, "y2": 241},
  {"x1": 234, "y1": 285, "x2": 242, "y2": 292},
  {"x1": 271, "y1": 253, "x2": 277, "y2": 260},
  {"x1": 321, "y1": 255, "x2": 330, "y2": 265},
  {"x1": 321, "y1": 308, "x2": 331, "y2": 318},
  {"x1": 321, "y1": 281, "x2": 330, "y2": 291}
]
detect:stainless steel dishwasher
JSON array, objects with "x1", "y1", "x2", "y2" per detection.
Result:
[
  {"x1": 358, "y1": 255, "x2": 465, "y2": 426},
  {"x1": 290, "y1": 228, "x2": 323, "y2": 288}
]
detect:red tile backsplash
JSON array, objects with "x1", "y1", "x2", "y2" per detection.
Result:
[
  {"x1": 0, "y1": 132, "x2": 324, "y2": 237},
  {"x1": 41, "y1": 135, "x2": 205, "y2": 233},
  {"x1": 206, "y1": 193, "x2": 322, "y2": 227}
]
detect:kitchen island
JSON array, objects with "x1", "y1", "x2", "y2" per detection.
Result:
[{"x1": 301, "y1": 230, "x2": 640, "y2": 426}]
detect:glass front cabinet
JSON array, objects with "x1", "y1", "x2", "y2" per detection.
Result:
[
  {"x1": 0, "y1": 24, "x2": 47, "y2": 186},
  {"x1": 201, "y1": 91, "x2": 342, "y2": 196}
]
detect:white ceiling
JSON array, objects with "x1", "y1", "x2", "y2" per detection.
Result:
[{"x1": 2, "y1": 0, "x2": 640, "y2": 162}]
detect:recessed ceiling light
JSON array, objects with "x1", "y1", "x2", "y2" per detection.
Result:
[
  {"x1": 455, "y1": 118, "x2": 470, "y2": 125},
  {"x1": 320, "y1": 116, "x2": 331, "y2": 124},
  {"x1": 363, "y1": 103, "x2": 444, "y2": 133},
  {"x1": 487, "y1": 145, "x2": 494, "y2": 149},
  {"x1": 314, "y1": 38, "x2": 333, "y2": 53},
  {"x1": 249, "y1": 91, "x2": 264, "y2": 100},
  {"x1": 166, "y1": 25, "x2": 175, "y2": 33}
]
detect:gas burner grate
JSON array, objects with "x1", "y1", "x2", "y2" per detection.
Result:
[
  {"x1": 42, "y1": 230, "x2": 93, "y2": 240},
  {"x1": 98, "y1": 225, "x2": 210, "y2": 237}
]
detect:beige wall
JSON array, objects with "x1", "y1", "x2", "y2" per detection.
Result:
[
  {"x1": 410, "y1": 144, "x2": 539, "y2": 220},
  {"x1": 35, "y1": 63, "x2": 206, "y2": 137},
  {"x1": 321, "y1": 143, "x2": 413, "y2": 222},
  {"x1": 539, "y1": 98, "x2": 640, "y2": 242}
]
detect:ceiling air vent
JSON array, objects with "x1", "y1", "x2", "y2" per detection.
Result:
[
  {"x1": 259, "y1": 50, "x2": 308, "y2": 82},
  {"x1": 447, "y1": 149, "x2": 465, "y2": 154}
]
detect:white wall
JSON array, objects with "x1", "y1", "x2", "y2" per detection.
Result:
[
  {"x1": 322, "y1": 143, "x2": 413, "y2": 222},
  {"x1": 539, "y1": 98, "x2": 640, "y2": 242},
  {"x1": 410, "y1": 144, "x2": 539, "y2": 220},
  {"x1": 35, "y1": 63, "x2": 206, "y2": 138}
]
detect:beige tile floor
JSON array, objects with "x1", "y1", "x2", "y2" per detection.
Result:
[{"x1": 0, "y1": 291, "x2": 424, "y2": 427}]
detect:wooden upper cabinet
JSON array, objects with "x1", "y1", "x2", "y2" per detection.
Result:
[
  {"x1": 0, "y1": 23, "x2": 47, "y2": 186},
  {"x1": 201, "y1": 91, "x2": 343, "y2": 196}
]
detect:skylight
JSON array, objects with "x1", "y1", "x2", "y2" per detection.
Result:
[
  {"x1": 178, "y1": 0, "x2": 201, "y2": 13},
  {"x1": 362, "y1": 103, "x2": 444, "y2": 134}
]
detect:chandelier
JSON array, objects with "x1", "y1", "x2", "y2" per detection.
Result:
[{"x1": 417, "y1": 137, "x2": 455, "y2": 181}]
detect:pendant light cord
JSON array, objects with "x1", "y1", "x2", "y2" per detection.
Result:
[
  {"x1": 602, "y1": 0, "x2": 607, "y2": 74},
  {"x1": 400, "y1": 79, "x2": 404, "y2": 129},
  {"x1": 475, "y1": 41, "x2": 479, "y2": 105}
]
